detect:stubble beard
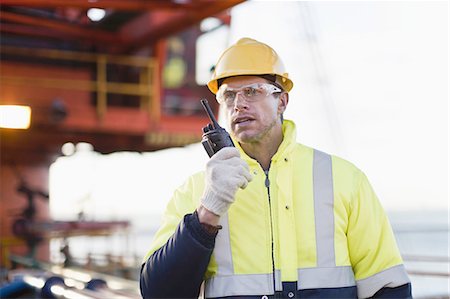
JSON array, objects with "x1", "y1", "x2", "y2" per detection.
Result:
[{"x1": 235, "y1": 116, "x2": 279, "y2": 145}]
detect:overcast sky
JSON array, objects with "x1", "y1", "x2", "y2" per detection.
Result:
[{"x1": 228, "y1": 1, "x2": 448, "y2": 211}]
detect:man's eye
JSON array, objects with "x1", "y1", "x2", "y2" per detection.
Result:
[
  {"x1": 223, "y1": 91, "x2": 236, "y2": 100},
  {"x1": 243, "y1": 87, "x2": 258, "y2": 97}
]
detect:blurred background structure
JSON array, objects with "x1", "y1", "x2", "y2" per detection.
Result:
[{"x1": 0, "y1": 1, "x2": 448, "y2": 298}]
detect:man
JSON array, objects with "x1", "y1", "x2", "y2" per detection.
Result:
[{"x1": 140, "y1": 38, "x2": 412, "y2": 298}]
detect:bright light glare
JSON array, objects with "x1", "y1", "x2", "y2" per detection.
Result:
[
  {"x1": 23, "y1": 276, "x2": 45, "y2": 288},
  {"x1": 60, "y1": 268, "x2": 92, "y2": 282},
  {"x1": 0, "y1": 105, "x2": 31, "y2": 129},
  {"x1": 87, "y1": 8, "x2": 105, "y2": 22},
  {"x1": 51, "y1": 285, "x2": 91, "y2": 299},
  {"x1": 64, "y1": 278, "x2": 85, "y2": 289},
  {"x1": 65, "y1": 289, "x2": 91, "y2": 299},
  {"x1": 62, "y1": 142, "x2": 76, "y2": 156},
  {"x1": 200, "y1": 17, "x2": 221, "y2": 32},
  {"x1": 50, "y1": 285, "x2": 65, "y2": 296}
]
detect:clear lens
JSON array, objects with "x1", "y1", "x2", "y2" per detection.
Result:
[{"x1": 216, "y1": 83, "x2": 281, "y2": 105}]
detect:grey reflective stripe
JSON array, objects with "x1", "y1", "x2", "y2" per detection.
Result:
[
  {"x1": 206, "y1": 210, "x2": 277, "y2": 297},
  {"x1": 297, "y1": 266, "x2": 355, "y2": 289},
  {"x1": 214, "y1": 213, "x2": 233, "y2": 275},
  {"x1": 204, "y1": 267, "x2": 356, "y2": 297},
  {"x1": 356, "y1": 264, "x2": 411, "y2": 298},
  {"x1": 274, "y1": 270, "x2": 282, "y2": 291},
  {"x1": 205, "y1": 273, "x2": 274, "y2": 297},
  {"x1": 313, "y1": 149, "x2": 336, "y2": 267}
]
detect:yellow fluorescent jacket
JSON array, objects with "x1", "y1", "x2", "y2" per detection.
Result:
[{"x1": 146, "y1": 120, "x2": 410, "y2": 298}]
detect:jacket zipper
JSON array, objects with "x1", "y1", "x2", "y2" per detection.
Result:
[{"x1": 264, "y1": 169, "x2": 277, "y2": 294}]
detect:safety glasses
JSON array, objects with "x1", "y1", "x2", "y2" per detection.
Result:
[{"x1": 216, "y1": 83, "x2": 282, "y2": 106}]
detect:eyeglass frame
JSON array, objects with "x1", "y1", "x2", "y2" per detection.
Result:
[{"x1": 216, "y1": 82, "x2": 283, "y2": 106}]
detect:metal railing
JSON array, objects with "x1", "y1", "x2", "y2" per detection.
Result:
[
  {"x1": 0, "y1": 45, "x2": 160, "y2": 123},
  {"x1": 403, "y1": 254, "x2": 450, "y2": 277}
]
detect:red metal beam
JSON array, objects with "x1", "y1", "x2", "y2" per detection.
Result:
[
  {"x1": 0, "y1": 23, "x2": 118, "y2": 50},
  {"x1": 119, "y1": 0, "x2": 245, "y2": 53},
  {"x1": 0, "y1": 11, "x2": 124, "y2": 45},
  {"x1": 0, "y1": 23, "x2": 69, "y2": 41},
  {"x1": 0, "y1": 0, "x2": 194, "y2": 10},
  {"x1": 1, "y1": 0, "x2": 246, "y2": 52}
]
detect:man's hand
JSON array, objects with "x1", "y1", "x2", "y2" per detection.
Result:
[{"x1": 201, "y1": 147, "x2": 252, "y2": 216}]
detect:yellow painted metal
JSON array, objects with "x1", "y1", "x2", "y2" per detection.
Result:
[
  {"x1": 0, "y1": 76, "x2": 151, "y2": 96},
  {"x1": 0, "y1": 236, "x2": 26, "y2": 268},
  {"x1": 150, "y1": 60, "x2": 161, "y2": 127},
  {"x1": 0, "y1": 45, "x2": 155, "y2": 66},
  {"x1": 97, "y1": 55, "x2": 107, "y2": 120}
]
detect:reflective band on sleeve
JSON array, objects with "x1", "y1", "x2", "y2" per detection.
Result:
[
  {"x1": 298, "y1": 266, "x2": 356, "y2": 289},
  {"x1": 313, "y1": 150, "x2": 336, "y2": 267},
  {"x1": 214, "y1": 213, "x2": 234, "y2": 275},
  {"x1": 356, "y1": 264, "x2": 411, "y2": 298},
  {"x1": 205, "y1": 273, "x2": 275, "y2": 297}
]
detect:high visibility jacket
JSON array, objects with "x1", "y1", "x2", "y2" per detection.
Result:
[{"x1": 142, "y1": 120, "x2": 411, "y2": 298}]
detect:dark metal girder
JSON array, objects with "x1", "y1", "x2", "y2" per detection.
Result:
[
  {"x1": 0, "y1": 11, "x2": 124, "y2": 45},
  {"x1": 0, "y1": 0, "x2": 195, "y2": 10},
  {"x1": 118, "y1": 0, "x2": 245, "y2": 53}
]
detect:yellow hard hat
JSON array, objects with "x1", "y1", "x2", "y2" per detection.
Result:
[{"x1": 207, "y1": 37, "x2": 293, "y2": 94}]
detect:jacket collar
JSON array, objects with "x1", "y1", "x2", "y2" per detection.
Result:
[{"x1": 232, "y1": 119, "x2": 297, "y2": 166}]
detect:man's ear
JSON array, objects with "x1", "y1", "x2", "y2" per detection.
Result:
[{"x1": 278, "y1": 93, "x2": 289, "y2": 115}]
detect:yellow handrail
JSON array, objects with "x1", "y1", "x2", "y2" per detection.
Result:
[{"x1": 0, "y1": 46, "x2": 159, "y2": 123}]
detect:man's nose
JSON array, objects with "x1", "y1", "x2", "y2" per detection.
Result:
[{"x1": 233, "y1": 92, "x2": 249, "y2": 111}]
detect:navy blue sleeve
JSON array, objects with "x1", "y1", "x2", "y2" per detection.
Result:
[
  {"x1": 140, "y1": 212, "x2": 217, "y2": 298},
  {"x1": 370, "y1": 283, "x2": 412, "y2": 299}
]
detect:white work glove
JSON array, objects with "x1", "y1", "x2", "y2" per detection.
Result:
[{"x1": 201, "y1": 147, "x2": 253, "y2": 216}]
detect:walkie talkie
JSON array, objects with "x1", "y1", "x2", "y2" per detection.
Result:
[{"x1": 200, "y1": 99, "x2": 235, "y2": 157}]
